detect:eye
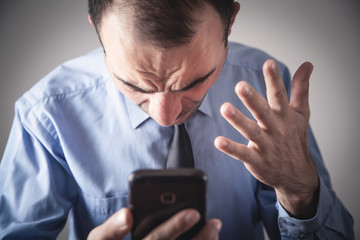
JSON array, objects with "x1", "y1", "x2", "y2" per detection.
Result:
[
  {"x1": 117, "y1": 77, "x2": 155, "y2": 94},
  {"x1": 177, "y1": 68, "x2": 216, "y2": 92},
  {"x1": 193, "y1": 77, "x2": 209, "y2": 88},
  {"x1": 179, "y1": 76, "x2": 210, "y2": 92}
]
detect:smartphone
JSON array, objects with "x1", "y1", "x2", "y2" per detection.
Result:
[{"x1": 129, "y1": 169, "x2": 207, "y2": 240}]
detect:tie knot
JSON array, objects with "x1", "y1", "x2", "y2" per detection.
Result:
[{"x1": 175, "y1": 123, "x2": 186, "y2": 133}]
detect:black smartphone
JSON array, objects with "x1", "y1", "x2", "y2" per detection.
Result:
[{"x1": 129, "y1": 169, "x2": 207, "y2": 240}]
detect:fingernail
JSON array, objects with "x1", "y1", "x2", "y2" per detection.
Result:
[
  {"x1": 184, "y1": 210, "x2": 200, "y2": 225},
  {"x1": 226, "y1": 105, "x2": 236, "y2": 116},
  {"x1": 213, "y1": 220, "x2": 222, "y2": 232},
  {"x1": 116, "y1": 209, "x2": 128, "y2": 230},
  {"x1": 270, "y1": 60, "x2": 278, "y2": 73},
  {"x1": 221, "y1": 103, "x2": 235, "y2": 117},
  {"x1": 242, "y1": 85, "x2": 251, "y2": 95},
  {"x1": 215, "y1": 138, "x2": 227, "y2": 149},
  {"x1": 236, "y1": 81, "x2": 251, "y2": 96}
]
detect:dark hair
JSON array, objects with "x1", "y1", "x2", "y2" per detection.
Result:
[{"x1": 88, "y1": 0, "x2": 234, "y2": 48}]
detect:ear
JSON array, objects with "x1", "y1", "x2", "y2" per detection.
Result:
[
  {"x1": 88, "y1": 14, "x2": 95, "y2": 27},
  {"x1": 228, "y1": 2, "x2": 240, "y2": 36}
]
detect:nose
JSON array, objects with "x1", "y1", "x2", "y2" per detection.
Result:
[{"x1": 148, "y1": 92, "x2": 182, "y2": 126}]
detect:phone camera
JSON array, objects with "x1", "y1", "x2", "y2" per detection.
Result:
[{"x1": 160, "y1": 192, "x2": 176, "y2": 204}]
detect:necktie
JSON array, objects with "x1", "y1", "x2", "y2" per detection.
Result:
[{"x1": 166, "y1": 124, "x2": 195, "y2": 168}]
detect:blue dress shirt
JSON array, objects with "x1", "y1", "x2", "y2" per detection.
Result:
[{"x1": 0, "y1": 42, "x2": 354, "y2": 239}]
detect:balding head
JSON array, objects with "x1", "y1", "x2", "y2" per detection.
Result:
[{"x1": 88, "y1": 0, "x2": 235, "y2": 48}]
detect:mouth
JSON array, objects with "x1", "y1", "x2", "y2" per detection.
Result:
[
  {"x1": 173, "y1": 114, "x2": 190, "y2": 125},
  {"x1": 139, "y1": 97, "x2": 204, "y2": 126},
  {"x1": 173, "y1": 101, "x2": 202, "y2": 125}
]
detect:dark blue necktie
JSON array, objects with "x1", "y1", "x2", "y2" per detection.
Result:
[{"x1": 166, "y1": 124, "x2": 195, "y2": 168}]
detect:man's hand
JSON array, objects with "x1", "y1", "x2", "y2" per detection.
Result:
[
  {"x1": 88, "y1": 208, "x2": 222, "y2": 240},
  {"x1": 87, "y1": 208, "x2": 133, "y2": 240},
  {"x1": 214, "y1": 59, "x2": 319, "y2": 219}
]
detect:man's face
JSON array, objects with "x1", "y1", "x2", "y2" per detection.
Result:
[{"x1": 99, "y1": 4, "x2": 229, "y2": 126}]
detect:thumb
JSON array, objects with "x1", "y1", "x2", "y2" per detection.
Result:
[
  {"x1": 289, "y1": 62, "x2": 314, "y2": 119},
  {"x1": 87, "y1": 208, "x2": 133, "y2": 240}
]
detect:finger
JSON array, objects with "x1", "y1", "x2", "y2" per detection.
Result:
[
  {"x1": 263, "y1": 59, "x2": 290, "y2": 113},
  {"x1": 87, "y1": 208, "x2": 133, "y2": 240},
  {"x1": 144, "y1": 209, "x2": 200, "y2": 240},
  {"x1": 234, "y1": 81, "x2": 275, "y2": 130},
  {"x1": 192, "y1": 219, "x2": 222, "y2": 240},
  {"x1": 220, "y1": 102, "x2": 266, "y2": 145},
  {"x1": 214, "y1": 136, "x2": 257, "y2": 163},
  {"x1": 289, "y1": 62, "x2": 314, "y2": 120}
]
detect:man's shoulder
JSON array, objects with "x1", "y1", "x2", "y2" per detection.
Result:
[
  {"x1": 227, "y1": 42, "x2": 285, "y2": 71},
  {"x1": 17, "y1": 48, "x2": 108, "y2": 108}
]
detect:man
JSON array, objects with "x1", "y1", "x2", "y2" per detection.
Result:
[{"x1": 0, "y1": 0, "x2": 354, "y2": 239}]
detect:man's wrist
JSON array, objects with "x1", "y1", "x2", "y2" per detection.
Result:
[{"x1": 276, "y1": 179, "x2": 320, "y2": 220}]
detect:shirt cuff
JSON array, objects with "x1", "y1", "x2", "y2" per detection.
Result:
[{"x1": 276, "y1": 177, "x2": 333, "y2": 238}]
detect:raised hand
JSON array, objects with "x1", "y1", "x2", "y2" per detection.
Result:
[{"x1": 215, "y1": 59, "x2": 319, "y2": 219}]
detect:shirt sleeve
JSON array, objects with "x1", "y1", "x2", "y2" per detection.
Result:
[
  {"x1": 0, "y1": 101, "x2": 78, "y2": 239},
  {"x1": 277, "y1": 177, "x2": 354, "y2": 239}
]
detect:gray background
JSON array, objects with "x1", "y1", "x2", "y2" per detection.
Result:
[{"x1": 1, "y1": 0, "x2": 359, "y2": 239}]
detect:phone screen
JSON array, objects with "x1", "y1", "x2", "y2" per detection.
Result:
[{"x1": 129, "y1": 169, "x2": 207, "y2": 240}]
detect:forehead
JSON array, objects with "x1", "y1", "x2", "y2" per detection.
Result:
[{"x1": 99, "y1": 4, "x2": 225, "y2": 80}]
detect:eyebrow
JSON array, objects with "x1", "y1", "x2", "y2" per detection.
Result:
[{"x1": 113, "y1": 68, "x2": 217, "y2": 94}]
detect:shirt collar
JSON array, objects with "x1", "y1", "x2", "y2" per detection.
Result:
[
  {"x1": 125, "y1": 97, "x2": 150, "y2": 129},
  {"x1": 125, "y1": 93, "x2": 213, "y2": 129}
]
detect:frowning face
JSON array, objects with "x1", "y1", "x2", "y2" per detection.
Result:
[{"x1": 99, "y1": 4, "x2": 231, "y2": 126}]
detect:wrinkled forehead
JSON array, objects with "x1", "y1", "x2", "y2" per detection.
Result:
[
  {"x1": 99, "y1": 4, "x2": 226, "y2": 86},
  {"x1": 99, "y1": 4, "x2": 225, "y2": 61}
]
